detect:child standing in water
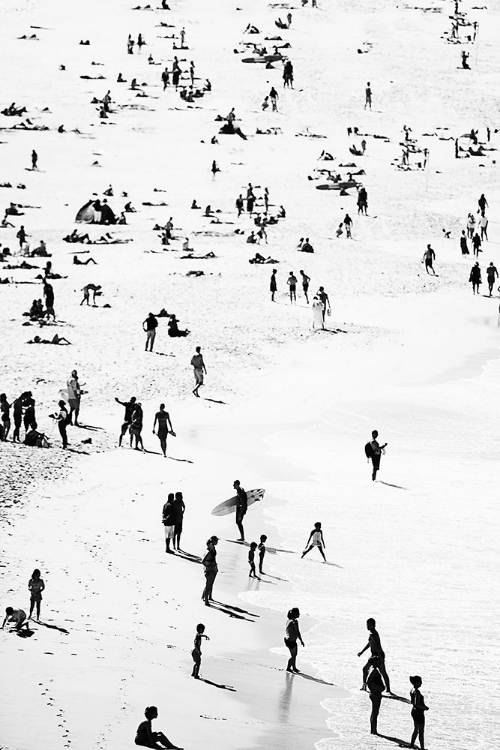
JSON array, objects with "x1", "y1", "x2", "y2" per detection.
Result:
[
  {"x1": 191, "y1": 623, "x2": 209, "y2": 679},
  {"x1": 409, "y1": 675, "x2": 429, "y2": 750},
  {"x1": 248, "y1": 542, "x2": 258, "y2": 577},
  {"x1": 28, "y1": 568, "x2": 45, "y2": 620},
  {"x1": 258, "y1": 534, "x2": 267, "y2": 574},
  {"x1": 301, "y1": 522, "x2": 326, "y2": 562}
]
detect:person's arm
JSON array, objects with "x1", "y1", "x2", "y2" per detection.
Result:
[
  {"x1": 153, "y1": 413, "x2": 158, "y2": 432},
  {"x1": 202, "y1": 357, "x2": 207, "y2": 374},
  {"x1": 321, "y1": 531, "x2": 326, "y2": 548},
  {"x1": 295, "y1": 622, "x2": 305, "y2": 646},
  {"x1": 1, "y1": 615, "x2": 8, "y2": 628},
  {"x1": 40, "y1": 580, "x2": 45, "y2": 592},
  {"x1": 115, "y1": 398, "x2": 125, "y2": 406},
  {"x1": 167, "y1": 413, "x2": 173, "y2": 432},
  {"x1": 357, "y1": 641, "x2": 369, "y2": 657}
]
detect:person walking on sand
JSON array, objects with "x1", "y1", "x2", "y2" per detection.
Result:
[
  {"x1": 67, "y1": 370, "x2": 81, "y2": 426},
  {"x1": 129, "y1": 402, "x2": 144, "y2": 450},
  {"x1": 284, "y1": 607, "x2": 304, "y2": 673},
  {"x1": 162, "y1": 493, "x2": 175, "y2": 554},
  {"x1": 469, "y1": 261, "x2": 481, "y2": 294},
  {"x1": 366, "y1": 656, "x2": 385, "y2": 735},
  {"x1": 409, "y1": 675, "x2": 429, "y2": 750},
  {"x1": 16, "y1": 225, "x2": 27, "y2": 248},
  {"x1": 143, "y1": 312, "x2": 158, "y2": 352},
  {"x1": 2, "y1": 606, "x2": 29, "y2": 632},
  {"x1": 31, "y1": 150, "x2": 38, "y2": 170},
  {"x1": 478, "y1": 193, "x2": 488, "y2": 213},
  {"x1": 202, "y1": 536, "x2": 218, "y2": 605},
  {"x1": 486, "y1": 262, "x2": 498, "y2": 296},
  {"x1": 270, "y1": 86, "x2": 279, "y2": 111},
  {"x1": 344, "y1": 213, "x2": 353, "y2": 239},
  {"x1": 365, "y1": 429, "x2": 387, "y2": 481},
  {"x1": 190, "y1": 346, "x2": 207, "y2": 397},
  {"x1": 300, "y1": 270, "x2": 310, "y2": 303},
  {"x1": 270, "y1": 268, "x2": 278, "y2": 301},
  {"x1": 472, "y1": 232, "x2": 481, "y2": 257},
  {"x1": 479, "y1": 212, "x2": 488, "y2": 241},
  {"x1": 364, "y1": 82, "x2": 372, "y2": 110},
  {"x1": 422, "y1": 244, "x2": 436, "y2": 275},
  {"x1": 135, "y1": 705, "x2": 183, "y2": 749},
  {"x1": 0, "y1": 393, "x2": 11, "y2": 441},
  {"x1": 466, "y1": 212, "x2": 475, "y2": 239},
  {"x1": 301, "y1": 521, "x2": 326, "y2": 562},
  {"x1": 312, "y1": 296, "x2": 324, "y2": 330},
  {"x1": 318, "y1": 286, "x2": 330, "y2": 322},
  {"x1": 191, "y1": 623, "x2": 209, "y2": 679},
  {"x1": 153, "y1": 403, "x2": 174, "y2": 457},
  {"x1": 233, "y1": 479, "x2": 248, "y2": 542},
  {"x1": 287, "y1": 271, "x2": 297, "y2": 303},
  {"x1": 460, "y1": 230, "x2": 469, "y2": 256},
  {"x1": 115, "y1": 395, "x2": 136, "y2": 446},
  {"x1": 248, "y1": 542, "x2": 259, "y2": 578},
  {"x1": 258, "y1": 534, "x2": 267, "y2": 574},
  {"x1": 28, "y1": 568, "x2": 45, "y2": 621},
  {"x1": 172, "y1": 491, "x2": 185, "y2": 551},
  {"x1": 358, "y1": 617, "x2": 391, "y2": 693}
]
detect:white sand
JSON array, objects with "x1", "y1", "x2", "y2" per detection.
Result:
[{"x1": 1, "y1": 0, "x2": 500, "y2": 749}]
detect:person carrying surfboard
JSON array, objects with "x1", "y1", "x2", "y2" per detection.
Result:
[{"x1": 233, "y1": 480, "x2": 247, "y2": 542}]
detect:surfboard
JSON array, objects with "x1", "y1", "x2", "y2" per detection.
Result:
[
  {"x1": 241, "y1": 55, "x2": 282, "y2": 64},
  {"x1": 211, "y1": 488, "x2": 265, "y2": 516},
  {"x1": 316, "y1": 181, "x2": 357, "y2": 191}
]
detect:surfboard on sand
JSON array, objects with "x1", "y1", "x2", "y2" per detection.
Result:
[
  {"x1": 241, "y1": 55, "x2": 282, "y2": 64},
  {"x1": 211, "y1": 488, "x2": 265, "y2": 516}
]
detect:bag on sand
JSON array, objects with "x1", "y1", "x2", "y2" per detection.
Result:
[{"x1": 364, "y1": 442, "x2": 374, "y2": 459}]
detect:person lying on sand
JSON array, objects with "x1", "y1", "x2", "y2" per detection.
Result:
[
  {"x1": 249, "y1": 253, "x2": 278, "y2": 264},
  {"x1": 73, "y1": 254, "x2": 97, "y2": 265},
  {"x1": 135, "y1": 706, "x2": 182, "y2": 749},
  {"x1": 27, "y1": 334, "x2": 71, "y2": 345},
  {"x1": 64, "y1": 229, "x2": 91, "y2": 244}
]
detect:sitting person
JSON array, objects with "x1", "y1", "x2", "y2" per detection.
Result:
[
  {"x1": 135, "y1": 706, "x2": 182, "y2": 750},
  {"x1": 299, "y1": 237, "x2": 314, "y2": 253},
  {"x1": 191, "y1": 199, "x2": 200, "y2": 209},
  {"x1": 1, "y1": 214, "x2": 14, "y2": 228},
  {"x1": 29, "y1": 299, "x2": 45, "y2": 319},
  {"x1": 28, "y1": 334, "x2": 71, "y2": 345},
  {"x1": 64, "y1": 229, "x2": 91, "y2": 243},
  {"x1": 24, "y1": 421, "x2": 48, "y2": 448},
  {"x1": 182, "y1": 237, "x2": 192, "y2": 252},
  {"x1": 73, "y1": 254, "x2": 97, "y2": 265},
  {"x1": 277, "y1": 205, "x2": 286, "y2": 218},
  {"x1": 168, "y1": 315, "x2": 190, "y2": 337},
  {"x1": 246, "y1": 231, "x2": 257, "y2": 244},
  {"x1": 32, "y1": 240, "x2": 49, "y2": 257},
  {"x1": 124, "y1": 201, "x2": 136, "y2": 212}
]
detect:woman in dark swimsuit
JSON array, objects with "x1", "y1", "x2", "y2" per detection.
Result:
[
  {"x1": 135, "y1": 706, "x2": 182, "y2": 749},
  {"x1": 284, "y1": 607, "x2": 305, "y2": 672},
  {"x1": 409, "y1": 675, "x2": 428, "y2": 750},
  {"x1": 153, "y1": 403, "x2": 174, "y2": 457}
]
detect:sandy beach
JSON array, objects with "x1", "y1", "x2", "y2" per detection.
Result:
[{"x1": 1, "y1": 0, "x2": 500, "y2": 749}]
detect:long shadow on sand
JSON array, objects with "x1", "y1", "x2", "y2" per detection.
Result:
[
  {"x1": 154, "y1": 352, "x2": 176, "y2": 357},
  {"x1": 381, "y1": 694, "x2": 411, "y2": 704},
  {"x1": 377, "y1": 734, "x2": 412, "y2": 747},
  {"x1": 174, "y1": 550, "x2": 202, "y2": 564},
  {"x1": 288, "y1": 671, "x2": 337, "y2": 686},
  {"x1": 199, "y1": 678, "x2": 236, "y2": 692},
  {"x1": 378, "y1": 481, "x2": 408, "y2": 490},
  {"x1": 35, "y1": 619, "x2": 70, "y2": 634},
  {"x1": 203, "y1": 398, "x2": 227, "y2": 405},
  {"x1": 75, "y1": 423, "x2": 104, "y2": 431},
  {"x1": 209, "y1": 600, "x2": 259, "y2": 622}
]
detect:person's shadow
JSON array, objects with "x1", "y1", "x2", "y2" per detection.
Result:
[
  {"x1": 199, "y1": 678, "x2": 236, "y2": 692},
  {"x1": 377, "y1": 734, "x2": 412, "y2": 747}
]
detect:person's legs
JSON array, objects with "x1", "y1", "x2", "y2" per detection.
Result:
[
  {"x1": 362, "y1": 660, "x2": 370, "y2": 687},
  {"x1": 160, "y1": 435, "x2": 167, "y2": 457},
  {"x1": 378, "y1": 660, "x2": 391, "y2": 692},
  {"x1": 58, "y1": 421, "x2": 68, "y2": 448},
  {"x1": 29, "y1": 598, "x2": 35, "y2": 619},
  {"x1": 119, "y1": 421, "x2": 129, "y2": 446},
  {"x1": 370, "y1": 694, "x2": 381, "y2": 734},
  {"x1": 317, "y1": 544, "x2": 327, "y2": 562},
  {"x1": 204, "y1": 569, "x2": 217, "y2": 603},
  {"x1": 36, "y1": 597, "x2": 41, "y2": 620},
  {"x1": 286, "y1": 642, "x2": 298, "y2": 671},
  {"x1": 174, "y1": 523, "x2": 182, "y2": 550},
  {"x1": 236, "y1": 511, "x2": 245, "y2": 541},
  {"x1": 410, "y1": 719, "x2": 418, "y2": 748},
  {"x1": 3, "y1": 419, "x2": 10, "y2": 440},
  {"x1": 13, "y1": 417, "x2": 21, "y2": 442},
  {"x1": 418, "y1": 723, "x2": 425, "y2": 750},
  {"x1": 301, "y1": 545, "x2": 312, "y2": 558}
]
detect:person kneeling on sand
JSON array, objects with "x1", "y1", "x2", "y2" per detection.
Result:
[
  {"x1": 1, "y1": 606, "x2": 29, "y2": 631},
  {"x1": 135, "y1": 706, "x2": 183, "y2": 749}
]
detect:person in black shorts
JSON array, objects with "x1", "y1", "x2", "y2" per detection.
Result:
[
  {"x1": 409, "y1": 675, "x2": 429, "y2": 750},
  {"x1": 366, "y1": 656, "x2": 384, "y2": 734},
  {"x1": 115, "y1": 396, "x2": 136, "y2": 446},
  {"x1": 300, "y1": 270, "x2": 310, "y2": 303},
  {"x1": 172, "y1": 491, "x2": 185, "y2": 550},
  {"x1": 233, "y1": 479, "x2": 247, "y2": 541}
]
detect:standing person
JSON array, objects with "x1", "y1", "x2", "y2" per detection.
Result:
[
  {"x1": 466, "y1": 212, "x2": 475, "y2": 239},
  {"x1": 364, "y1": 82, "x2": 372, "y2": 110},
  {"x1": 479, "y1": 212, "x2": 488, "y2": 241},
  {"x1": 472, "y1": 232, "x2": 482, "y2": 257},
  {"x1": 28, "y1": 569, "x2": 45, "y2": 621},
  {"x1": 284, "y1": 607, "x2": 304, "y2": 673},
  {"x1": 12, "y1": 395, "x2": 23, "y2": 442},
  {"x1": 211, "y1": 160, "x2": 219, "y2": 176},
  {"x1": 300, "y1": 270, "x2": 310, "y2": 303},
  {"x1": 318, "y1": 286, "x2": 330, "y2": 322},
  {"x1": 469, "y1": 261, "x2": 481, "y2": 294},
  {"x1": 478, "y1": 193, "x2": 488, "y2": 213},
  {"x1": 422, "y1": 244, "x2": 436, "y2": 275},
  {"x1": 409, "y1": 675, "x2": 429, "y2": 750},
  {"x1": 115, "y1": 395, "x2": 136, "y2": 447},
  {"x1": 67, "y1": 370, "x2": 81, "y2": 426},
  {"x1": 312, "y1": 296, "x2": 324, "y2": 330},
  {"x1": 358, "y1": 618, "x2": 391, "y2": 693},
  {"x1": 235, "y1": 194, "x2": 244, "y2": 217},
  {"x1": 366, "y1": 657, "x2": 385, "y2": 735},
  {"x1": 344, "y1": 213, "x2": 353, "y2": 238},
  {"x1": 301, "y1": 521, "x2": 326, "y2": 562},
  {"x1": 129, "y1": 402, "x2": 144, "y2": 450},
  {"x1": 162, "y1": 493, "x2": 175, "y2": 554},
  {"x1": 52, "y1": 400, "x2": 69, "y2": 448},
  {"x1": 287, "y1": 271, "x2": 297, "y2": 303},
  {"x1": 172, "y1": 491, "x2": 185, "y2": 551},
  {"x1": 248, "y1": 542, "x2": 258, "y2": 578},
  {"x1": 134, "y1": 706, "x2": 182, "y2": 749},
  {"x1": 16, "y1": 225, "x2": 27, "y2": 248},
  {"x1": 23, "y1": 395, "x2": 35, "y2": 435},
  {"x1": 190, "y1": 346, "x2": 207, "y2": 398},
  {"x1": 202, "y1": 536, "x2": 218, "y2": 605},
  {"x1": 31, "y1": 150, "x2": 38, "y2": 170},
  {"x1": 191, "y1": 623, "x2": 209, "y2": 679},
  {"x1": 0, "y1": 393, "x2": 11, "y2": 441},
  {"x1": 357, "y1": 186, "x2": 368, "y2": 215},
  {"x1": 143, "y1": 312, "x2": 158, "y2": 352},
  {"x1": 233, "y1": 479, "x2": 247, "y2": 542},
  {"x1": 460, "y1": 230, "x2": 469, "y2": 255},
  {"x1": 270, "y1": 268, "x2": 278, "y2": 301},
  {"x1": 161, "y1": 67, "x2": 170, "y2": 89},
  {"x1": 365, "y1": 429, "x2": 387, "y2": 481},
  {"x1": 153, "y1": 403, "x2": 173, "y2": 457},
  {"x1": 486, "y1": 262, "x2": 499, "y2": 296},
  {"x1": 258, "y1": 534, "x2": 267, "y2": 574},
  {"x1": 43, "y1": 281, "x2": 55, "y2": 320},
  {"x1": 269, "y1": 86, "x2": 279, "y2": 111}
]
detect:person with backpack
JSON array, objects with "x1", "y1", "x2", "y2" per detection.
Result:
[{"x1": 364, "y1": 430, "x2": 387, "y2": 481}]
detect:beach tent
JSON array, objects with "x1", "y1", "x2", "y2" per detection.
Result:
[{"x1": 75, "y1": 200, "x2": 96, "y2": 224}]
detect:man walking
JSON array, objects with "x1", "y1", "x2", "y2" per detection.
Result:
[
  {"x1": 143, "y1": 312, "x2": 158, "y2": 352},
  {"x1": 365, "y1": 429, "x2": 387, "y2": 481},
  {"x1": 270, "y1": 269, "x2": 277, "y2": 301},
  {"x1": 486, "y1": 262, "x2": 498, "y2": 296},
  {"x1": 233, "y1": 479, "x2": 247, "y2": 542},
  {"x1": 300, "y1": 270, "x2": 310, "y2": 303},
  {"x1": 364, "y1": 82, "x2": 372, "y2": 110},
  {"x1": 422, "y1": 244, "x2": 436, "y2": 275},
  {"x1": 172, "y1": 491, "x2": 185, "y2": 551},
  {"x1": 191, "y1": 346, "x2": 207, "y2": 397},
  {"x1": 358, "y1": 618, "x2": 391, "y2": 693},
  {"x1": 318, "y1": 286, "x2": 330, "y2": 322},
  {"x1": 67, "y1": 370, "x2": 81, "y2": 426}
]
